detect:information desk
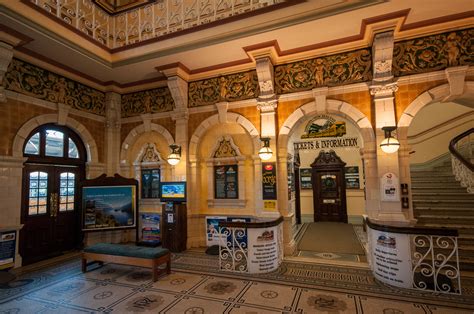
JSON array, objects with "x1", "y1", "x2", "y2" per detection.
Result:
[
  {"x1": 218, "y1": 216, "x2": 283, "y2": 274},
  {"x1": 365, "y1": 217, "x2": 461, "y2": 294}
]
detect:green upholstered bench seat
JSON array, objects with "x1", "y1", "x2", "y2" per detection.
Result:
[
  {"x1": 82, "y1": 243, "x2": 171, "y2": 282},
  {"x1": 84, "y1": 243, "x2": 169, "y2": 259}
]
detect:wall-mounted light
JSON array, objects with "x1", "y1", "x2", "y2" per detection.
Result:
[
  {"x1": 167, "y1": 144, "x2": 181, "y2": 165},
  {"x1": 380, "y1": 126, "x2": 400, "y2": 154},
  {"x1": 258, "y1": 137, "x2": 273, "y2": 160}
]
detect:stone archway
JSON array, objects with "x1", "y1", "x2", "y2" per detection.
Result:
[
  {"x1": 277, "y1": 99, "x2": 376, "y2": 254},
  {"x1": 12, "y1": 114, "x2": 99, "y2": 163}
]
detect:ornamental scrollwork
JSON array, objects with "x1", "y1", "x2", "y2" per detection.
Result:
[
  {"x1": 393, "y1": 29, "x2": 473, "y2": 77},
  {"x1": 188, "y1": 70, "x2": 259, "y2": 107},
  {"x1": 274, "y1": 49, "x2": 372, "y2": 94},
  {"x1": 121, "y1": 87, "x2": 175, "y2": 117},
  {"x1": 4, "y1": 58, "x2": 105, "y2": 115}
]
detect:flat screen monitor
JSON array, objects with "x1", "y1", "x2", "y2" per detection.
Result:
[{"x1": 160, "y1": 181, "x2": 186, "y2": 202}]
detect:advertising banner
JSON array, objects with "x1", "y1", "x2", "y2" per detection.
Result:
[
  {"x1": 262, "y1": 162, "x2": 277, "y2": 200},
  {"x1": 82, "y1": 185, "x2": 136, "y2": 231},
  {"x1": 369, "y1": 227, "x2": 413, "y2": 288},
  {"x1": 0, "y1": 231, "x2": 16, "y2": 270},
  {"x1": 247, "y1": 226, "x2": 279, "y2": 273},
  {"x1": 206, "y1": 216, "x2": 227, "y2": 246}
]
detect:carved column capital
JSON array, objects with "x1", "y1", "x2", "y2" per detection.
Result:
[
  {"x1": 369, "y1": 80, "x2": 399, "y2": 98},
  {"x1": 257, "y1": 98, "x2": 278, "y2": 113}
]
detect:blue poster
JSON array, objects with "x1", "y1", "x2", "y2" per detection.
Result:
[
  {"x1": 82, "y1": 185, "x2": 136, "y2": 231},
  {"x1": 226, "y1": 217, "x2": 250, "y2": 248},
  {"x1": 141, "y1": 213, "x2": 161, "y2": 243},
  {"x1": 0, "y1": 231, "x2": 16, "y2": 270}
]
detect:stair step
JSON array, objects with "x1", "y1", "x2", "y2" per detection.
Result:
[
  {"x1": 416, "y1": 216, "x2": 474, "y2": 226},
  {"x1": 411, "y1": 178, "x2": 459, "y2": 183},
  {"x1": 412, "y1": 186, "x2": 467, "y2": 192},
  {"x1": 411, "y1": 172, "x2": 455, "y2": 177},
  {"x1": 413, "y1": 200, "x2": 474, "y2": 207},
  {"x1": 412, "y1": 192, "x2": 474, "y2": 200}
]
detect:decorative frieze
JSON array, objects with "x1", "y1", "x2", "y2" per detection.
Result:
[
  {"x1": 3, "y1": 58, "x2": 105, "y2": 115},
  {"x1": 393, "y1": 29, "x2": 473, "y2": 77},
  {"x1": 121, "y1": 87, "x2": 175, "y2": 118},
  {"x1": 188, "y1": 70, "x2": 259, "y2": 107},
  {"x1": 274, "y1": 49, "x2": 372, "y2": 94}
]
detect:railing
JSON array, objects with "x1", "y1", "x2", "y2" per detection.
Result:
[
  {"x1": 29, "y1": 0, "x2": 284, "y2": 49},
  {"x1": 449, "y1": 128, "x2": 474, "y2": 193},
  {"x1": 365, "y1": 218, "x2": 461, "y2": 294},
  {"x1": 218, "y1": 216, "x2": 283, "y2": 273}
]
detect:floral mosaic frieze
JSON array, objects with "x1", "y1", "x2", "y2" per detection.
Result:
[
  {"x1": 188, "y1": 70, "x2": 259, "y2": 107},
  {"x1": 274, "y1": 49, "x2": 372, "y2": 94},
  {"x1": 121, "y1": 87, "x2": 175, "y2": 118},
  {"x1": 393, "y1": 28, "x2": 473, "y2": 77},
  {"x1": 4, "y1": 58, "x2": 105, "y2": 115}
]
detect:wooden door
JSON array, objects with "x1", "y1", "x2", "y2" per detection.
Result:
[
  {"x1": 20, "y1": 164, "x2": 82, "y2": 265},
  {"x1": 311, "y1": 150, "x2": 347, "y2": 223}
]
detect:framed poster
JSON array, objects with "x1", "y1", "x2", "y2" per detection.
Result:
[
  {"x1": 380, "y1": 172, "x2": 399, "y2": 202},
  {"x1": 140, "y1": 212, "x2": 160, "y2": 244},
  {"x1": 300, "y1": 168, "x2": 312, "y2": 189},
  {"x1": 345, "y1": 166, "x2": 360, "y2": 189},
  {"x1": 82, "y1": 185, "x2": 137, "y2": 231},
  {"x1": 214, "y1": 165, "x2": 238, "y2": 199},
  {"x1": 206, "y1": 216, "x2": 227, "y2": 246},
  {"x1": 0, "y1": 231, "x2": 16, "y2": 270},
  {"x1": 262, "y1": 162, "x2": 277, "y2": 200}
]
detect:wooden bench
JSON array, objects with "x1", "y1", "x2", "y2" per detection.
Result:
[{"x1": 82, "y1": 243, "x2": 171, "y2": 282}]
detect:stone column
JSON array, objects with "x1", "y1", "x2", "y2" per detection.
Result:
[
  {"x1": 0, "y1": 156, "x2": 26, "y2": 267},
  {"x1": 370, "y1": 31, "x2": 411, "y2": 225},
  {"x1": 105, "y1": 92, "x2": 121, "y2": 176},
  {"x1": 0, "y1": 42, "x2": 14, "y2": 103}
]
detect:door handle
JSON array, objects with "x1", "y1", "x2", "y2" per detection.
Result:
[{"x1": 50, "y1": 193, "x2": 58, "y2": 218}]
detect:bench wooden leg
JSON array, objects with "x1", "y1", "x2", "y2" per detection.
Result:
[{"x1": 81, "y1": 258, "x2": 87, "y2": 272}]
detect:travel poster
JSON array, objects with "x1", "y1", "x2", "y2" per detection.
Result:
[
  {"x1": 141, "y1": 212, "x2": 161, "y2": 243},
  {"x1": 206, "y1": 216, "x2": 227, "y2": 246},
  {"x1": 82, "y1": 185, "x2": 136, "y2": 231}
]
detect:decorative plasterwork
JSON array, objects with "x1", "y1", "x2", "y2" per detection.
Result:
[
  {"x1": 3, "y1": 58, "x2": 105, "y2": 115},
  {"x1": 121, "y1": 86, "x2": 175, "y2": 117},
  {"x1": 211, "y1": 136, "x2": 242, "y2": 159},
  {"x1": 274, "y1": 48, "x2": 372, "y2": 94},
  {"x1": 136, "y1": 143, "x2": 162, "y2": 164},
  {"x1": 0, "y1": 42, "x2": 14, "y2": 103},
  {"x1": 188, "y1": 70, "x2": 259, "y2": 107},
  {"x1": 393, "y1": 28, "x2": 473, "y2": 77}
]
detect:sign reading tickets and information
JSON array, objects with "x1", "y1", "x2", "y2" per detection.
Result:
[
  {"x1": 368, "y1": 227, "x2": 413, "y2": 288},
  {"x1": 248, "y1": 226, "x2": 280, "y2": 273},
  {"x1": 0, "y1": 231, "x2": 16, "y2": 270}
]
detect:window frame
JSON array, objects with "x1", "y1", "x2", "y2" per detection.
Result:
[{"x1": 141, "y1": 168, "x2": 161, "y2": 199}]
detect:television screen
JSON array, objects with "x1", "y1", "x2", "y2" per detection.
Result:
[
  {"x1": 160, "y1": 182, "x2": 186, "y2": 202},
  {"x1": 82, "y1": 185, "x2": 136, "y2": 231}
]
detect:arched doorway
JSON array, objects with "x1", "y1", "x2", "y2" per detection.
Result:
[{"x1": 20, "y1": 124, "x2": 86, "y2": 265}]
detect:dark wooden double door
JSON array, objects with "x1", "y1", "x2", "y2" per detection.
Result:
[
  {"x1": 20, "y1": 164, "x2": 83, "y2": 265},
  {"x1": 311, "y1": 150, "x2": 347, "y2": 223}
]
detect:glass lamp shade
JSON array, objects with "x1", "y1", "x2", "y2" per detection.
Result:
[
  {"x1": 380, "y1": 137, "x2": 400, "y2": 153},
  {"x1": 258, "y1": 146, "x2": 273, "y2": 160},
  {"x1": 167, "y1": 153, "x2": 180, "y2": 165}
]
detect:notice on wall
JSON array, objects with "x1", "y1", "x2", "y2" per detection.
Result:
[
  {"x1": 248, "y1": 226, "x2": 279, "y2": 273},
  {"x1": 380, "y1": 172, "x2": 399, "y2": 202},
  {"x1": 300, "y1": 168, "x2": 312, "y2": 189},
  {"x1": 369, "y1": 228, "x2": 413, "y2": 288},
  {"x1": 0, "y1": 231, "x2": 16, "y2": 270},
  {"x1": 345, "y1": 166, "x2": 360, "y2": 189},
  {"x1": 262, "y1": 163, "x2": 277, "y2": 200}
]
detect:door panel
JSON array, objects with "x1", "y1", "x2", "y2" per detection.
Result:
[{"x1": 20, "y1": 165, "x2": 82, "y2": 265}]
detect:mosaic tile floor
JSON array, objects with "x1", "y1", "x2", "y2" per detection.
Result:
[{"x1": 0, "y1": 252, "x2": 473, "y2": 313}]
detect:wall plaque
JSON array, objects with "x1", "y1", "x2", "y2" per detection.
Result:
[{"x1": 262, "y1": 163, "x2": 277, "y2": 200}]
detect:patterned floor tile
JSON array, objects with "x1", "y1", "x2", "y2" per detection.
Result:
[
  {"x1": 30, "y1": 278, "x2": 96, "y2": 302},
  {"x1": 191, "y1": 277, "x2": 249, "y2": 301},
  {"x1": 0, "y1": 297, "x2": 89, "y2": 313},
  {"x1": 110, "y1": 290, "x2": 178, "y2": 313},
  {"x1": 296, "y1": 288, "x2": 357, "y2": 313},
  {"x1": 149, "y1": 271, "x2": 206, "y2": 293},
  {"x1": 83, "y1": 264, "x2": 133, "y2": 282},
  {"x1": 65, "y1": 283, "x2": 135, "y2": 311},
  {"x1": 237, "y1": 281, "x2": 297, "y2": 311},
  {"x1": 228, "y1": 304, "x2": 285, "y2": 313},
  {"x1": 164, "y1": 296, "x2": 229, "y2": 313}
]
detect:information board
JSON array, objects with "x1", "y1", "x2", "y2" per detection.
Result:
[
  {"x1": 214, "y1": 165, "x2": 238, "y2": 199},
  {"x1": 262, "y1": 162, "x2": 277, "y2": 200},
  {"x1": 369, "y1": 227, "x2": 413, "y2": 288},
  {"x1": 247, "y1": 226, "x2": 280, "y2": 273},
  {"x1": 300, "y1": 168, "x2": 312, "y2": 189},
  {"x1": 345, "y1": 166, "x2": 360, "y2": 189},
  {"x1": 0, "y1": 231, "x2": 16, "y2": 270}
]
